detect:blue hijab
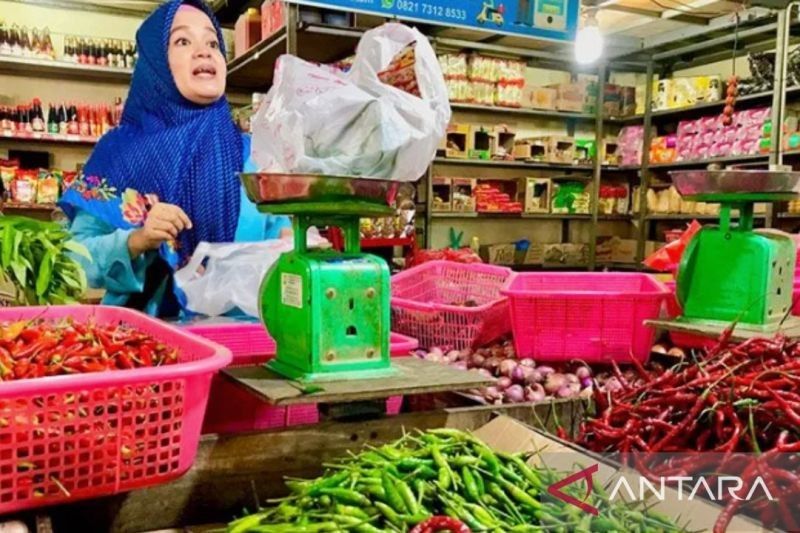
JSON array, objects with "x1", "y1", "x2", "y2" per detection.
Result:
[{"x1": 59, "y1": 0, "x2": 242, "y2": 269}]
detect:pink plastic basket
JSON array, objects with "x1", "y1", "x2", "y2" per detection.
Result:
[
  {"x1": 502, "y1": 273, "x2": 668, "y2": 363},
  {"x1": 390, "y1": 261, "x2": 513, "y2": 350},
  {"x1": 0, "y1": 305, "x2": 231, "y2": 514},
  {"x1": 794, "y1": 278, "x2": 800, "y2": 316},
  {"x1": 187, "y1": 323, "x2": 419, "y2": 434}
]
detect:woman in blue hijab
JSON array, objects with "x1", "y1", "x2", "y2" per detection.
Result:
[{"x1": 60, "y1": 0, "x2": 289, "y2": 317}]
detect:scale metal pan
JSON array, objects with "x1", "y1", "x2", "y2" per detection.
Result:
[
  {"x1": 669, "y1": 169, "x2": 800, "y2": 202},
  {"x1": 240, "y1": 173, "x2": 399, "y2": 207}
]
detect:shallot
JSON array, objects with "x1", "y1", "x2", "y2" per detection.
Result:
[
  {"x1": 544, "y1": 373, "x2": 567, "y2": 394},
  {"x1": 505, "y1": 384, "x2": 525, "y2": 403},
  {"x1": 499, "y1": 359, "x2": 518, "y2": 378}
]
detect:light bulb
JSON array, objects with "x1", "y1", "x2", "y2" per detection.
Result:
[{"x1": 575, "y1": 19, "x2": 603, "y2": 64}]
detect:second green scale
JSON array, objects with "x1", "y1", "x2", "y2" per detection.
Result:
[
  {"x1": 664, "y1": 167, "x2": 800, "y2": 337},
  {"x1": 240, "y1": 172, "x2": 400, "y2": 381}
]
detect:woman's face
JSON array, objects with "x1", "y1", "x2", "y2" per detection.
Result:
[{"x1": 168, "y1": 5, "x2": 226, "y2": 105}]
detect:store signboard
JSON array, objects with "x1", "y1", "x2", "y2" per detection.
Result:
[{"x1": 291, "y1": 0, "x2": 579, "y2": 42}]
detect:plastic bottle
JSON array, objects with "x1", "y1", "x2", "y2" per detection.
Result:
[{"x1": 470, "y1": 236, "x2": 480, "y2": 253}]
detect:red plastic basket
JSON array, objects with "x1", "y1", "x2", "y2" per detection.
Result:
[
  {"x1": 390, "y1": 261, "x2": 513, "y2": 350},
  {"x1": 183, "y1": 321, "x2": 418, "y2": 434},
  {"x1": 502, "y1": 273, "x2": 668, "y2": 363},
  {"x1": 0, "y1": 305, "x2": 231, "y2": 514}
]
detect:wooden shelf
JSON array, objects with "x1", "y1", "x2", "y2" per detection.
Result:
[
  {"x1": 645, "y1": 213, "x2": 768, "y2": 221},
  {"x1": 0, "y1": 54, "x2": 132, "y2": 82},
  {"x1": 638, "y1": 154, "x2": 769, "y2": 170},
  {"x1": 605, "y1": 86, "x2": 800, "y2": 124},
  {"x1": 227, "y1": 23, "x2": 364, "y2": 90},
  {"x1": 433, "y1": 158, "x2": 593, "y2": 171},
  {"x1": 360, "y1": 237, "x2": 415, "y2": 248},
  {"x1": 1, "y1": 202, "x2": 59, "y2": 211},
  {"x1": 431, "y1": 212, "x2": 593, "y2": 220},
  {"x1": 450, "y1": 103, "x2": 595, "y2": 121},
  {"x1": 1, "y1": 130, "x2": 98, "y2": 145}
]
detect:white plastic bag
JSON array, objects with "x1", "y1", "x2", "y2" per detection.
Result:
[
  {"x1": 251, "y1": 23, "x2": 451, "y2": 181},
  {"x1": 174, "y1": 231, "x2": 329, "y2": 317}
]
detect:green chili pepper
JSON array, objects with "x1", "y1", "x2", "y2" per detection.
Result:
[
  {"x1": 317, "y1": 488, "x2": 371, "y2": 507},
  {"x1": 396, "y1": 479, "x2": 418, "y2": 515},
  {"x1": 498, "y1": 478, "x2": 542, "y2": 511},
  {"x1": 451, "y1": 455, "x2": 480, "y2": 467},
  {"x1": 228, "y1": 513, "x2": 266, "y2": 533},
  {"x1": 473, "y1": 470, "x2": 485, "y2": 496},
  {"x1": 381, "y1": 472, "x2": 408, "y2": 514},
  {"x1": 374, "y1": 501, "x2": 403, "y2": 528},
  {"x1": 437, "y1": 466, "x2": 451, "y2": 489},
  {"x1": 461, "y1": 466, "x2": 481, "y2": 502},
  {"x1": 335, "y1": 504, "x2": 370, "y2": 520},
  {"x1": 397, "y1": 457, "x2": 434, "y2": 471}
]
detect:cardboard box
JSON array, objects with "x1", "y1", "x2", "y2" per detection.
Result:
[
  {"x1": 543, "y1": 243, "x2": 588, "y2": 266},
  {"x1": 522, "y1": 243, "x2": 545, "y2": 264},
  {"x1": 492, "y1": 125, "x2": 516, "y2": 160},
  {"x1": 431, "y1": 177, "x2": 452, "y2": 212},
  {"x1": 620, "y1": 86, "x2": 636, "y2": 116},
  {"x1": 553, "y1": 83, "x2": 586, "y2": 112},
  {"x1": 595, "y1": 237, "x2": 614, "y2": 262},
  {"x1": 451, "y1": 178, "x2": 476, "y2": 212},
  {"x1": 468, "y1": 125, "x2": 493, "y2": 160},
  {"x1": 481, "y1": 243, "x2": 516, "y2": 265},
  {"x1": 527, "y1": 87, "x2": 558, "y2": 110},
  {"x1": 513, "y1": 138, "x2": 548, "y2": 161},
  {"x1": 611, "y1": 239, "x2": 638, "y2": 263},
  {"x1": 548, "y1": 136, "x2": 575, "y2": 164},
  {"x1": 524, "y1": 178, "x2": 551, "y2": 213},
  {"x1": 602, "y1": 138, "x2": 619, "y2": 165},
  {"x1": 443, "y1": 124, "x2": 469, "y2": 159},
  {"x1": 603, "y1": 84, "x2": 622, "y2": 118},
  {"x1": 472, "y1": 416, "x2": 762, "y2": 533},
  {"x1": 234, "y1": 9, "x2": 261, "y2": 59}
]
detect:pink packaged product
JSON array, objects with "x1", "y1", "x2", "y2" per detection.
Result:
[
  {"x1": 677, "y1": 119, "x2": 699, "y2": 136},
  {"x1": 698, "y1": 115, "x2": 722, "y2": 133},
  {"x1": 721, "y1": 126, "x2": 737, "y2": 143},
  {"x1": 691, "y1": 143, "x2": 710, "y2": 160},
  {"x1": 710, "y1": 141, "x2": 733, "y2": 158},
  {"x1": 664, "y1": 134, "x2": 678, "y2": 148},
  {"x1": 741, "y1": 124, "x2": 762, "y2": 142},
  {"x1": 618, "y1": 125, "x2": 644, "y2": 142}
]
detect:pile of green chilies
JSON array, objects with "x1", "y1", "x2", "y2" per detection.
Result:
[{"x1": 227, "y1": 428, "x2": 684, "y2": 533}]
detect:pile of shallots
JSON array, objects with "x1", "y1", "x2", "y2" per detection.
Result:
[{"x1": 415, "y1": 340, "x2": 594, "y2": 404}]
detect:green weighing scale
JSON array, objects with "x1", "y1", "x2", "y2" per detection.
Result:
[
  {"x1": 240, "y1": 172, "x2": 399, "y2": 382},
  {"x1": 650, "y1": 166, "x2": 800, "y2": 339}
]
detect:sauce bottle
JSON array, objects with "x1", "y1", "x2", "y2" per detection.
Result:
[
  {"x1": 0, "y1": 21, "x2": 10, "y2": 56},
  {"x1": 19, "y1": 26, "x2": 30, "y2": 56},
  {"x1": 78, "y1": 38, "x2": 87, "y2": 64},
  {"x1": 10, "y1": 25, "x2": 22, "y2": 56},
  {"x1": 30, "y1": 28, "x2": 41, "y2": 58},
  {"x1": 41, "y1": 27, "x2": 54, "y2": 59},
  {"x1": 57, "y1": 104, "x2": 67, "y2": 134},
  {"x1": 67, "y1": 103, "x2": 79, "y2": 135},
  {"x1": 47, "y1": 104, "x2": 58, "y2": 134},
  {"x1": 31, "y1": 99, "x2": 44, "y2": 132}
]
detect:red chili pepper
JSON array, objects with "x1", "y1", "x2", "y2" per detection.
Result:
[{"x1": 409, "y1": 517, "x2": 471, "y2": 533}]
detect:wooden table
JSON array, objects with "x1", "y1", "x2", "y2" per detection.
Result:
[
  {"x1": 646, "y1": 316, "x2": 800, "y2": 341},
  {"x1": 223, "y1": 357, "x2": 494, "y2": 406}
]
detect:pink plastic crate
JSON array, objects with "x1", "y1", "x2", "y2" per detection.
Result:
[
  {"x1": 189, "y1": 324, "x2": 419, "y2": 434},
  {"x1": 502, "y1": 273, "x2": 668, "y2": 363},
  {"x1": 390, "y1": 260, "x2": 513, "y2": 350},
  {"x1": 0, "y1": 305, "x2": 231, "y2": 514},
  {"x1": 794, "y1": 278, "x2": 800, "y2": 316}
]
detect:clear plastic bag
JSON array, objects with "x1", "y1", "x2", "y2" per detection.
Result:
[
  {"x1": 251, "y1": 23, "x2": 451, "y2": 181},
  {"x1": 174, "y1": 230, "x2": 329, "y2": 317}
]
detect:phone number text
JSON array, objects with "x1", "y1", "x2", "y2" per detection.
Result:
[{"x1": 394, "y1": 0, "x2": 467, "y2": 21}]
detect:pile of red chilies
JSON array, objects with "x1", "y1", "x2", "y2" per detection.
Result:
[
  {"x1": 577, "y1": 333, "x2": 800, "y2": 532},
  {"x1": 0, "y1": 318, "x2": 179, "y2": 381}
]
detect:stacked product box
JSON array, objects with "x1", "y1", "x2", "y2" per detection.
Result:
[
  {"x1": 474, "y1": 181, "x2": 523, "y2": 213},
  {"x1": 675, "y1": 107, "x2": 769, "y2": 161},
  {"x1": 617, "y1": 125, "x2": 651, "y2": 166}
]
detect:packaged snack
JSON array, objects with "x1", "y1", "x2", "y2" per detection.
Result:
[
  {"x1": 36, "y1": 169, "x2": 60, "y2": 204},
  {"x1": 0, "y1": 159, "x2": 20, "y2": 199},
  {"x1": 378, "y1": 42, "x2": 420, "y2": 97},
  {"x1": 11, "y1": 170, "x2": 37, "y2": 204}
]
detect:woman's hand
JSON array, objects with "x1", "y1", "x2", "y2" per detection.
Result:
[{"x1": 127, "y1": 202, "x2": 192, "y2": 258}]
